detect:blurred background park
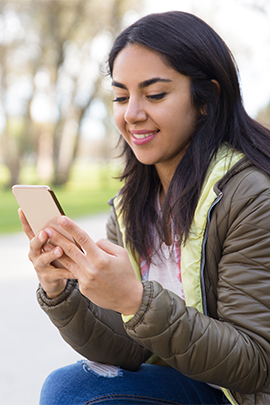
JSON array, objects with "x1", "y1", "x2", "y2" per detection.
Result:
[{"x1": 0, "y1": 0, "x2": 270, "y2": 234}]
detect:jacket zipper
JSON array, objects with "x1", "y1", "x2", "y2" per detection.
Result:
[
  {"x1": 200, "y1": 191, "x2": 223, "y2": 316},
  {"x1": 200, "y1": 191, "x2": 239, "y2": 405}
]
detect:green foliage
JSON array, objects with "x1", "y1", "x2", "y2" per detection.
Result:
[{"x1": 0, "y1": 162, "x2": 122, "y2": 234}]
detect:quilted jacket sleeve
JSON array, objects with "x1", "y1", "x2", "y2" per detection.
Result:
[
  {"x1": 123, "y1": 167, "x2": 270, "y2": 394},
  {"x1": 37, "y1": 280, "x2": 151, "y2": 370}
]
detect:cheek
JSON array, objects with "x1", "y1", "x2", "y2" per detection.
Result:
[{"x1": 175, "y1": 104, "x2": 198, "y2": 135}]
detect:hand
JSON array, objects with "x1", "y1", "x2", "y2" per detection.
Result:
[
  {"x1": 44, "y1": 216, "x2": 143, "y2": 315},
  {"x1": 18, "y1": 209, "x2": 76, "y2": 298}
]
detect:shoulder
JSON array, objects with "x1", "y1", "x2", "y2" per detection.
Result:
[
  {"x1": 229, "y1": 164, "x2": 270, "y2": 198},
  {"x1": 215, "y1": 158, "x2": 270, "y2": 198},
  {"x1": 216, "y1": 161, "x2": 270, "y2": 223},
  {"x1": 207, "y1": 162, "x2": 270, "y2": 266}
]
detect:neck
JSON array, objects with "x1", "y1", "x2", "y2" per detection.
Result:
[{"x1": 155, "y1": 164, "x2": 175, "y2": 205}]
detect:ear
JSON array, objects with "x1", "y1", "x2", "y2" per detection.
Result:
[
  {"x1": 199, "y1": 79, "x2": 221, "y2": 116},
  {"x1": 211, "y1": 79, "x2": 221, "y2": 99}
]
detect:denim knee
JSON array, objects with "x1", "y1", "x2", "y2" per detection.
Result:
[{"x1": 39, "y1": 361, "x2": 124, "y2": 405}]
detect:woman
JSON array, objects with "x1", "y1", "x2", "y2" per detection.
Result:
[{"x1": 20, "y1": 11, "x2": 270, "y2": 405}]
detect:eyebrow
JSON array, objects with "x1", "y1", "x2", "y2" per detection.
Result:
[{"x1": 111, "y1": 77, "x2": 172, "y2": 90}]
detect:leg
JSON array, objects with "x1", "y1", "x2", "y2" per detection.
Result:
[{"x1": 40, "y1": 360, "x2": 229, "y2": 405}]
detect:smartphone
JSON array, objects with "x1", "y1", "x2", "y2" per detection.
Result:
[{"x1": 12, "y1": 185, "x2": 74, "y2": 243}]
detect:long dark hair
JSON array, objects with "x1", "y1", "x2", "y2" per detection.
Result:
[{"x1": 108, "y1": 11, "x2": 270, "y2": 261}]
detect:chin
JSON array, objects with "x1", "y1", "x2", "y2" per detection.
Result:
[
  {"x1": 134, "y1": 154, "x2": 158, "y2": 166},
  {"x1": 137, "y1": 159, "x2": 157, "y2": 166}
]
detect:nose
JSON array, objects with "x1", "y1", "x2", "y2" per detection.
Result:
[{"x1": 124, "y1": 97, "x2": 147, "y2": 124}]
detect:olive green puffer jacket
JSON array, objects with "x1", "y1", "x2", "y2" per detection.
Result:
[{"x1": 37, "y1": 156, "x2": 270, "y2": 405}]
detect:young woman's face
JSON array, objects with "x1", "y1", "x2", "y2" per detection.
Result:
[{"x1": 112, "y1": 44, "x2": 198, "y2": 182}]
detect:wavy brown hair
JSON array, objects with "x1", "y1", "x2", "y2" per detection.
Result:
[{"x1": 108, "y1": 11, "x2": 270, "y2": 261}]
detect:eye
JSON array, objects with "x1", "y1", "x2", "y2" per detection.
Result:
[
  {"x1": 112, "y1": 96, "x2": 129, "y2": 103},
  {"x1": 147, "y1": 92, "x2": 167, "y2": 101}
]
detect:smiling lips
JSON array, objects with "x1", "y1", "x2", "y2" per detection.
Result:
[{"x1": 131, "y1": 130, "x2": 159, "y2": 146}]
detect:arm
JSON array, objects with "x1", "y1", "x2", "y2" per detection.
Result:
[
  {"x1": 37, "y1": 279, "x2": 151, "y2": 370},
  {"x1": 20, "y1": 208, "x2": 151, "y2": 370},
  {"x1": 123, "y1": 170, "x2": 270, "y2": 393}
]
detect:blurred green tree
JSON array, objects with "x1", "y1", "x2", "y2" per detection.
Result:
[{"x1": 0, "y1": 0, "x2": 142, "y2": 187}]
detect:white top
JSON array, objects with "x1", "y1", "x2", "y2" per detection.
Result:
[
  {"x1": 147, "y1": 194, "x2": 184, "y2": 299},
  {"x1": 148, "y1": 234, "x2": 185, "y2": 300}
]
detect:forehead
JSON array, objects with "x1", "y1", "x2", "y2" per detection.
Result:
[{"x1": 112, "y1": 44, "x2": 178, "y2": 82}]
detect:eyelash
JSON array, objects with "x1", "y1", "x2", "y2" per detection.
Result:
[
  {"x1": 148, "y1": 92, "x2": 167, "y2": 100},
  {"x1": 112, "y1": 92, "x2": 167, "y2": 103},
  {"x1": 112, "y1": 97, "x2": 128, "y2": 103}
]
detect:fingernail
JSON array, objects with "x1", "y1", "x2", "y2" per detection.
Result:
[
  {"x1": 38, "y1": 232, "x2": 45, "y2": 241},
  {"x1": 54, "y1": 247, "x2": 62, "y2": 256},
  {"x1": 59, "y1": 216, "x2": 68, "y2": 226},
  {"x1": 45, "y1": 228, "x2": 52, "y2": 237}
]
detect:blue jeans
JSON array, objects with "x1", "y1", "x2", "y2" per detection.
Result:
[{"x1": 40, "y1": 360, "x2": 230, "y2": 405}]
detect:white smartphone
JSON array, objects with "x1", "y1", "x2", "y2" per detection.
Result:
[{"x1": 12, "y1": 184, "x2": 74, "y2": 243}]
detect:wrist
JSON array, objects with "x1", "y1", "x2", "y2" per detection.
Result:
[
  {"x1": 122, "y1": 282, "x2": 143, "y2": 317},
  {"x1": 37, "y1": 280, "x2": 77, "y2": 308},
  {"x1": 44, "y1": 280, "x2": 67, "y2": 299},
  {"x1": 123, "y1": 281, "x2": 153, "y2": 328}
]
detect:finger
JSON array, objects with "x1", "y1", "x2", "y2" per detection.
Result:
[
  {"x1": 41, "y1": 226, "x2": 83, "y2": 277},
  {"x1": 34, "y1": 244, "x2": 76, "y2": 278},
  {"x1": 54, "y1": 254, "x2": 79, "y2": 277},
  {"x1": 30, "y1": 230, "x2": 49, "y2": 255},
  {"x1": 43, "y1": 243, "x2": 55, "y2": 252},
  {"x1": 29, "y1": 230, "x2": 57, "y2": 266},
  {"x1": 18, "y1": 208, "x2": 35, "y2": 240},
  {"x1": 96, "y1": 238, "x2": 122, "y2": 256},
  {"x1": 38, "y1": 245, "x2": 63, "y2": 267},
  {"x1": 57, "y1": 216, "x2": 100, "y2": 259}
]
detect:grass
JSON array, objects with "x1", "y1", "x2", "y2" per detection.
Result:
[{"x1": 0, "y1": 161, "x2": 122, "y2": 234}]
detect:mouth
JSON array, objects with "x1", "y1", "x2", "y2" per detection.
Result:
[
  {"x1": 130, "y1": 130, "x2": 160, "y2": 146},
  {"x1": 131, "y1": 130, "x2": 159, "y2": 140}
]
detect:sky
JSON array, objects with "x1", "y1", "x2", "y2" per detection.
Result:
[{"x1": 141, "y1": 0, "x2": 270, "y2": 118}]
